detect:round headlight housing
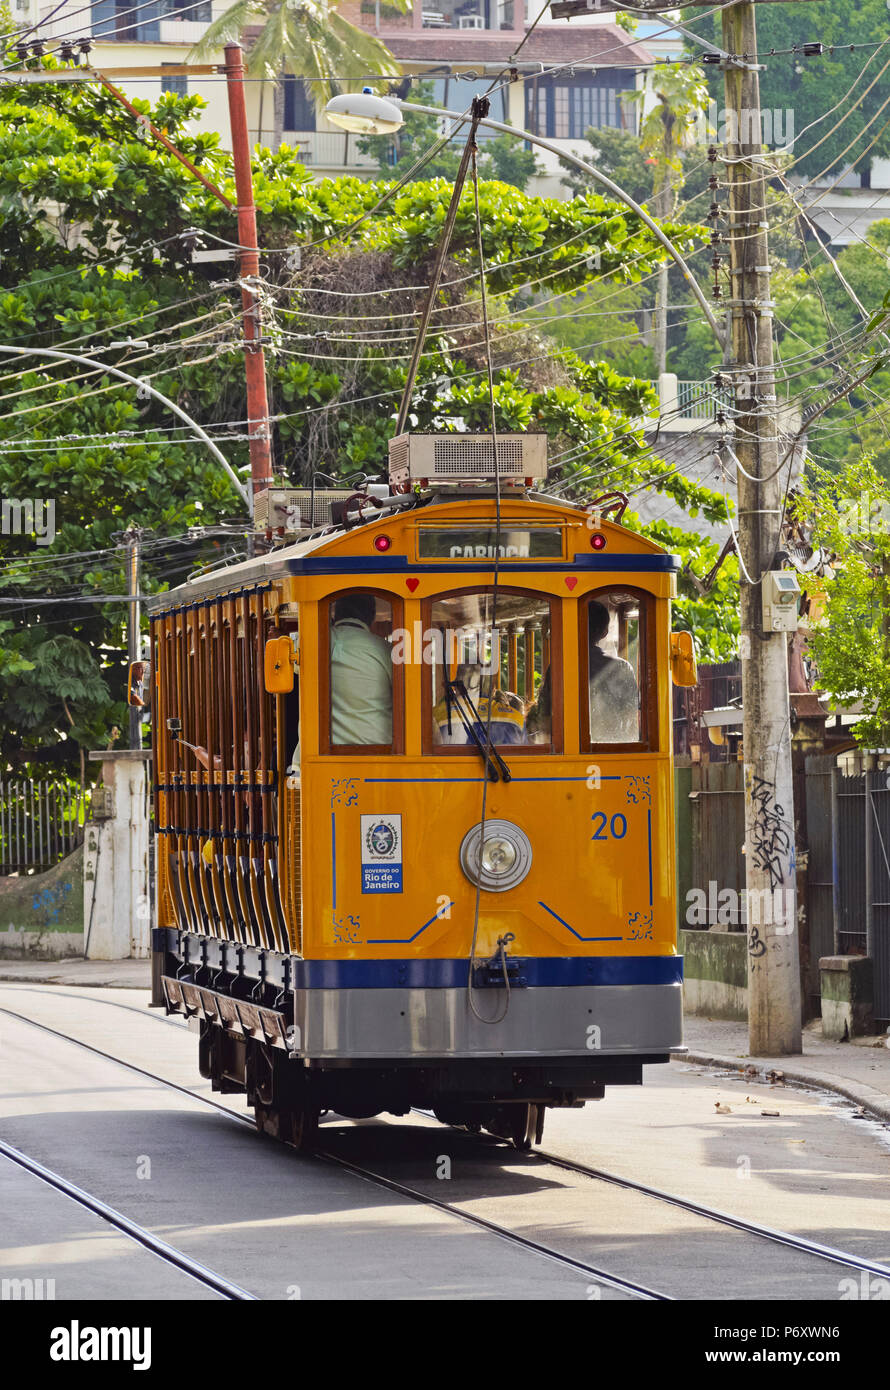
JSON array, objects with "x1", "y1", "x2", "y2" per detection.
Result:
[{"x1": 459, "y1": 819, "x2": 532, "y2": 893}]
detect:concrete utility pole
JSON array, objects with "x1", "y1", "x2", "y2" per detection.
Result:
[
  {"x1": 514, "y1": 0, "x2": 805, "y2": 1054},
  {"x1": 224, "y1": 43, "x2": 274, "y2": 512},
  {"x1": 720, "y1": 3, "x2": 801, "y2": 1054},
  {"x1": 125, "y1": 527, "x2": 142, "y2": 751}
]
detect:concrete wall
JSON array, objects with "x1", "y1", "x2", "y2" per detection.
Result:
[
  {"x1": 84, "y1": 751, "x2": 151, "y2": 960},
  {"x1": 0, "y1": 843, "x2": 84, "y2": 959},
  {"x1": 680, "y1": 927, "x2": 748, "y2": 1022}
]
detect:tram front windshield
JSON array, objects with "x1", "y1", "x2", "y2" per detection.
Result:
[{"x1": 429, "y1": 591, "x2": 553, "y2": 748}]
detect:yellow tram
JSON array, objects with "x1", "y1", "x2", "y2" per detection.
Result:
[{"x1": 144, "y1": 434, "x2": 696, "y2": 1149}]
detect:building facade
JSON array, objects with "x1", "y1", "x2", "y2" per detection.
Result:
[{"x1": 18, "y1": 1, "x2": 651, "y2": 196}]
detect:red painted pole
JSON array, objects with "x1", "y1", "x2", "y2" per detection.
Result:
[{"x1": 224, "y1": 43, "x2": 273, "y2": 513}]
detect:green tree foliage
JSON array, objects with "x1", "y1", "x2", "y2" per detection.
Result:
[
  {"x1": 192, "y1": 0, "x2": 402, "y2": 141},
  {"x1": 693, "y1": 0, "x2": 890, "y2": 181},
  {"x1": 0, "y1": 68, "x2": 732, "y2": 772},
  {"x1": 796, "y1": 457, "x2": 890, "y2": 745},
  {"x1": 559, "y1": 125, "x2": 653, "y2": 203}
]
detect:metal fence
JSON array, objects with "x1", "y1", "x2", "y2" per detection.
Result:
[
  {"x1": 0, "y1": 779, "x2": 90, "y2": 875},
  {"x1": 676, "y1": 380, "x2": 733, "y2": 420},
  {"x1": 681, "y1": 755, "x2": 890, "y2": 1024},
  {"x1": 688, "y1": 760, "x2": 746, "y2": 927}
]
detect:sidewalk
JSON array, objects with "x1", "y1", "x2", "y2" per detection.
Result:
[
  {"x1": 0, "y1": 958, "x2": 150, "y2": 989},
  {"x1": 679, "y1": 1016, "x2": 890, "y2": 1124}
]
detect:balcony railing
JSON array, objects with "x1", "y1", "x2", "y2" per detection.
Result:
[
  {"x1": 90, "y1": 1, "x2": 211, "y2": 44},
  {"x1": 647, "y1": 376, "x2": 732, "y2": 423},
  {"x1": 287, "y1": 131, "x2": 379, "y2": 169}
]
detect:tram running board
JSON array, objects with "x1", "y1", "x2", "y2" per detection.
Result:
[{"x1": 162, "y1": 976, "x2": 292, "y2": 1052}]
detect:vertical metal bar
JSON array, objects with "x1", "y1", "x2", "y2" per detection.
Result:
[
  {"x1": 201, "y1": 599, "x2": 229, "y2": 937},
  {"x1": 242, "y1": 590, "x2": 273, "y2": 948},
  {"x1": 217, "y1": 597, "x2": 246, "y2": 944},
  {"x1": 254, "y1": 590, "x2": 288, "y2": 951},
  {"x1": 167, "y1": 612, "x2": 196, "y2": 933},
  {"x1": 523, "y1": 623, "x2": 536, "y2": 703},
  {"x1": 182, "y1": 605, "x2": 209, "y2": 934},
  {"x1": 830, "y1": 766, "x2": 840, "y2": 956},
  {"x1": 229, "y1": 597, "x2": 260, "y2": 944},
  {"x1": 190, "y1": 603, "x2": 216, "y2": 933}
]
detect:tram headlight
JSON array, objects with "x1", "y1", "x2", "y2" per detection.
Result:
[
  {"x1": 459, "y1": 819, "x2": 532, "y2": 893},
  {"x1": 480, "y1": 836, "x2": 517, "y2": 875}
]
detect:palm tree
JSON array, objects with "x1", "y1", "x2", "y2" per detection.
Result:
[
  {"x1": 191, "y1": 0, "x2": 406, "y2": 148},
  {"x1": 626, "y1": 64, "x2": 710, "y2": 376}
]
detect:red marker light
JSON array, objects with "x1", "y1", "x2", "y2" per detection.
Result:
[
  {"x1": 374, "y1": 534, "x2": 392, "y2": 552},
  {"x1": 591, "y1": 533, "x2": 607, "y2": 550}
]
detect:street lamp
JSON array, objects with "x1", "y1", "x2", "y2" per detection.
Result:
[
  {"x1": 325, "y1": 90, "x2": 404, "y2": 135},
  {"x1": 325, "y1": 91, "x2": 723, "y2": 347}
]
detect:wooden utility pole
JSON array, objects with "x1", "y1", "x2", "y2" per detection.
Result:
[
  {"x1": 720, "y1": 2, "x2": 801, "y2": 1054},
  {"x1": 224, "y1": 43, "x2": 274, "y2": 512}
]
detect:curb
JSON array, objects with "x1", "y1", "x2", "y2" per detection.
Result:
[
  {"x1": 674, "y1": 1049, "x2": 890, "y2": 1125},
  {"x1": 0, "y1": 972, "x2": 147, "y2": 990}
]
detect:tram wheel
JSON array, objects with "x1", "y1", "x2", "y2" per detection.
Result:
[
  {"x1": 254, "y1": 1101, "x2": 319, "y2": 1152},
  {"x1": 511, "y1": 1104, "x2": 540, "y2": 1152}
]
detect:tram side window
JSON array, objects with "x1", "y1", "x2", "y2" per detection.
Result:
[
  {"x1": 427, "y1": 589, "x2": 555, "y2": 749},
  {"x1": 581, "y1": 591, "x2": 646, "y2": 747},
  {"x1": 327, "y1": 591, "x2": 395, "y2": 749}
]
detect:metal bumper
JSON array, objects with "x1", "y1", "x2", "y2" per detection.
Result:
[{"x1": 292, "y1": 981, "x2": 683, "y2": 1060}]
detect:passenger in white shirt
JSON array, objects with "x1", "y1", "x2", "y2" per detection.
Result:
[
  {"x1": 330, "y1": 593, "x2": 393, "y2": 745},
  {"x1": 588, "y1": 600, "x2": 639, "y2": 743}
]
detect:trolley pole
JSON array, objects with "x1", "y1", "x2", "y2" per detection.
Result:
[
  {"x1": 126, "y1": 526, "x2": 142, "y2": 751},
  {"x1": 721, "y1": 2, "x2": 801, "y2": 1054},
  {"x1": 224, "y1": 42, "x2": 273, "y2": 514}
]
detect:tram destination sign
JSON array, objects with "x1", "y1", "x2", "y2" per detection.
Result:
[{"x1": 417, "y1": 527, "x2": 563, "y2": 560}]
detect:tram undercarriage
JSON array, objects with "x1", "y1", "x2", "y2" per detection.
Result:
[{"x1": 156, "y1": 927, "x2": 672, "y2": 1151}]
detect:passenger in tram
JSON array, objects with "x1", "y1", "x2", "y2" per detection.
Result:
[
  {"x1": 587, "y1": 600, "x2": 639, "y2": 743},
  {"x1": 330, "y1": 593, "x2": 393, "y2": 745}
]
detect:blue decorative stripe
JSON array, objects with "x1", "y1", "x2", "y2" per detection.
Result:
[
  {"x1": 287, "y1": 555, "x2": 680, "y2": 575},
  {"x1": 511, "y1": 775, "x2": 622, "y2": 783},
  {"x1": 289, "y1": 955, "x2": 683, "y2": 989},
  {"x1": 538, "y1": 900, "x2": 623, "y2": 942},
  {"x1": 368, "y1": 901, "x2": 454, "y2": 945}
]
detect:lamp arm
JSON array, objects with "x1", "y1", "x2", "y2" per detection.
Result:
[{"x1": 393, "y1": 100, "x2": 724, "y2": 350}]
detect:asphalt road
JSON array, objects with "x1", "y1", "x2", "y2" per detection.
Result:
[{"x1": 1, "y1": 982, "x2": 888, "y2": 1301}]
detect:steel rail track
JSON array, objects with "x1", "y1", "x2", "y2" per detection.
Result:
[
  {"x1": 410, "y1": 1108, "x2": 890, "y2": 1285},
  {"x1": 11, "y1": 993, "x2": 889, "y2": 1293},
  {"x1": 0, "y1": 1136, "x2": 257, "y2": 1301},
  {"x1": 532, "y1": 1145, "x2": 890, "y2": 1283},
  {"x1": 0, "y1": 1005, "x2": 667, "y2": 1301}
]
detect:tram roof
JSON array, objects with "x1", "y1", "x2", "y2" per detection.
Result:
[{"x1": 148, "y1": 490, "x2": 672, "y2": 611}]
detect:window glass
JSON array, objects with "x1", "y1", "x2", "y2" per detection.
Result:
[
  {"x1": 429, "y1": 78, "x2": 508, "y2": 134},
  {"x1": 428, "y1": 590, "x2": 554, "y2": 749},
  {"x1": 583, "y1": 591, "x2": 645, "y2": 746},
  {"x1": 328, "y1": 593, "x2": 394, "y2": 748}
]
